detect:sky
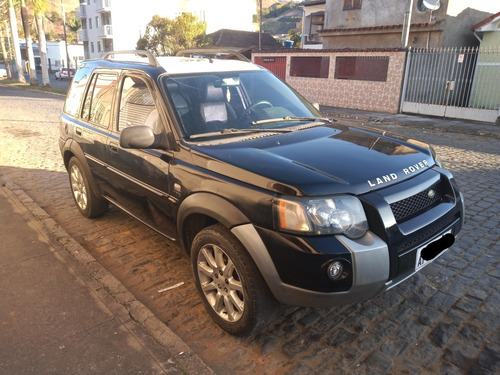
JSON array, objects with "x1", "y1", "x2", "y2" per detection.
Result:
[{"x1": 446, "y1": 0, "x2": 499, "y2": 17}]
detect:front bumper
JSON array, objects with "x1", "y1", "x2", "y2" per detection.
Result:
[{"x1": 231, "y1": 168, "x2": 464, "y2": 308}]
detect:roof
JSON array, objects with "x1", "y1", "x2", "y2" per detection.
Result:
[
  {"x1": 97, "y1": 50, "x2": 262, "y2": 75},
  {"x1": 156, "y1": 56, "x2": 261, "y2": 74},
  {"x1": 301, "y1": 1, "x2": 326, "y2": 6},
  {"x1": 472, "y1": 11, "x2": 500, "y2": 31},
  {"x1": 207, "y1": 29, "x2": 282, "y2": 50},
  {"x1": 320, "y1": 22, "x2": 438, "y2": 34}
]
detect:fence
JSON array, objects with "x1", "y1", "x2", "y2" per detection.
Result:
[{"x1": 401, "y1": 46, "x2": 500, "y2": 122}]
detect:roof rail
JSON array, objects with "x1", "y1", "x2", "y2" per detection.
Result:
[
  {"x1": 176, "y1": 49, "x2": 250, "y2": 62},
  {"x1": 102, "y1": 50, "x2": 161, "y2": 67}
]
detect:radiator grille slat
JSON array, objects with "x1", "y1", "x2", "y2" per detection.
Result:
[{"x1": 390, "y1": 182, "x2": 442, "y2": 223}]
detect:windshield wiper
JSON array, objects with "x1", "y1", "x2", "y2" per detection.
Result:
[
  {"x1": 251, "y1": 116, "x2": 336, "y2": 126},
  {"x1": 189, "y1": 127, "x2": 293, "y2": 140}
]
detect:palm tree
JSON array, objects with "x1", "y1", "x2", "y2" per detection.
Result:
[
  {"x1": 7, "y1": 0, "x2": 25, "y2": 82},
  {"x1": 21, "y1": 0, "x2": 37, "y2": 84},
  {"x1": 31, "y1": 0, "x2": 49, "y2": 86}
]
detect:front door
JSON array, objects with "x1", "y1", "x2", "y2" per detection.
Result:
[{"x1": 104, "y1": 73, "x2": 177, "y2": 240}]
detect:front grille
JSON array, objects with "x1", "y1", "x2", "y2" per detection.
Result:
[{"x1": 390, "y1": 182, "x2": 442, "y2": 223}]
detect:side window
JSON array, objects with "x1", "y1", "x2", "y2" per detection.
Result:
[
  {"x1": 64, "y1": 66, "x2": 91, "y2": 117},
  {"x1": 117, "y1": 76, "x2": 160, "y2": 133},
  {"x1": 81, "y1": 72, "x2": 118, "y2": 128}
]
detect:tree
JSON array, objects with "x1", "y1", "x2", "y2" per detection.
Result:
[
  {"x1": 138, "y1": 13, "x2": 207, "y2": 56},
  {"x1": 31, "y1": 0, "x2": 50, "y2": 86},
  {"x1": 21, "y1": 0, "x2": 37, "y2": 84},
  {"x1": 65, "y1": 12, "x2": 80, "y2": 43},
  {"x1": 0, "y1": 23, "x2": 13, "y2": 78},
  {"x1": 7, "y1": 0, "x2": 25, "y2": 82},
  {"x1": 288, "y1": 23, "x2": 302, "y2": 49}
]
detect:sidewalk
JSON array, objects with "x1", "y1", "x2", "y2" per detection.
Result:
[
  {"x1": 0, "y1": 178, "x2": 213, "y2": 375},
  {"x1": 321, "y1": 106, "x2": 500, "y2": 139}
]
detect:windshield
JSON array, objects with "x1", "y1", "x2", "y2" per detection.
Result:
[{"x1": 161, "y1": 70, "x2": 322, "y2": 139}]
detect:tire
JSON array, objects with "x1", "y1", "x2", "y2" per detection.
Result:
[
  {"x1": 191, "y1": 224, "x2": 277, "y2": 336},
  {"x1": 68, "y1": 157, "x2": 108, "y2": 218}
]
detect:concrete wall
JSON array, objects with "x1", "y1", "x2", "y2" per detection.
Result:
[
  {"x1": 253, "y1": 50, "x2": 406, "y2": 113},
  {"x1": 324, "y1": 0, "x2": 448, "y2": 29}
]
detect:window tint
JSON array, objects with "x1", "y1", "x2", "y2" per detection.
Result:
[
  {"x1": 162, "y1": 70, "x2": 319, "y2": 137},
  {"x1": 118, "y1": 76, "x2": 159, "y2": 132},
  {"x1": 81, "y1": 73, "x2": 117, "y2": 127}
]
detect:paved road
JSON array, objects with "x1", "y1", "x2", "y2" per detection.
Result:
[{"x1": 1, "y1": 85, "x2": 499, "y2": 374}]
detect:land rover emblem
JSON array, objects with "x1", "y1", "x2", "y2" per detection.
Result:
[{"x1": 428, "y1": 189, "x2": 436, "y2": 199}]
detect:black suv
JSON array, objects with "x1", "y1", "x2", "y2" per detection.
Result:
[{"x1": 59, "y1": 51, "x2": 464, "y2": 335}]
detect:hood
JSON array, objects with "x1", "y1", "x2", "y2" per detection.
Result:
[{"x1": 191, "y1": 124, "x2": 435, "y2": 196}]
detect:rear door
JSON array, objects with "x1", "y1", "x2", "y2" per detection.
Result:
[{"x1": 63, "y1": 70, "x2": 119, "y2": 194}]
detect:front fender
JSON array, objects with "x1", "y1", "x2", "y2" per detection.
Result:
[{"x1": 177, "y1": 192, "x2": 250, "y2": 251}]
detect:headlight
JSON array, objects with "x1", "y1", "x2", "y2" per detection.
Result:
[
  {"x1": 274, "y1": 195, "x2": 368, "y2": 239},
  {"x1": 430, "y1": 145, "x2": 444, "y2": 168}
]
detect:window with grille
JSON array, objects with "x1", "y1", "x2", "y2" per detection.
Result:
[
  {"x1": 335, "y1": 56, "x2": 389, "y2": 82},
  {"x1": 290, "y1": 56, "x2": 330, "y2": 78},
  {"x1": 343, "y1": 0, "x2": 362, "y2": 10}
]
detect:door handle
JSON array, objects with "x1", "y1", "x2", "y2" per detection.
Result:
[
  {"x1": 75, "y1": 127, "x2": 82, "y2": 136},
  {"x1": 109, "y1": 142, "x2": 118, "y2": 153}
]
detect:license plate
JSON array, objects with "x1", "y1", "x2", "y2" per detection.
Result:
[{"x1": 415, "y1": 231, "x2": 454, "y2": 271}]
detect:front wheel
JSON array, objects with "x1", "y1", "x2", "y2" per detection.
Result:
[
  {"x1": 68, "y1": 157, "x2": 108, "y2": 218},
  {"x1": 191, "y1": 224, "x2": 276, "y2": 336}
]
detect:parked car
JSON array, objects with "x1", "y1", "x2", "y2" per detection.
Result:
[
  {"x1": 59, "y1": 50, "x2": 464, "y2": 335},
  {"x1": 0, "y1": 68, "x2": 7, "y2": 77},
  {"x1": 54, "y1": 68, "x2": 75, "y2": 80}
]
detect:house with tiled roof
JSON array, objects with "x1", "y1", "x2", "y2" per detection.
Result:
[
  {"x1": 206, "y1": 29, "x2": 282, "y2": 58},
  {"x1": 473, "y1": 11, "x2": 500, "y2": 47}
]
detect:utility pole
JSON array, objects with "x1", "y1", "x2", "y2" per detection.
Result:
[
  {"x1": 8, "y1": 0, "x2": 26, "y2": 82},
  {"x1": 258, "y1": 0, "x2": 262, "y2": 51},
  {"x1": 61, "y1": 0, "x2": 71, "y2": 84},
  {"x1": 401, "y1": 0, "x2": 414, "y2": 48}
]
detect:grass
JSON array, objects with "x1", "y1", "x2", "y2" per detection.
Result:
[{"x1": 0, "y1": 77, "x2": 67, "y2": 96}]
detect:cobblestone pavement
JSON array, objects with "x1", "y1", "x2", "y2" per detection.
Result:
[{"x1": 1, "y1": 85, "x2": 499, "y2": 374}]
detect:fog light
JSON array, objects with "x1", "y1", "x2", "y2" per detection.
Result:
[{"x1": 327, "y1": 261, "x2": 344, "y2": 280}]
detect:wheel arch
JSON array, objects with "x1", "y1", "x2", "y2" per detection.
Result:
[
  {"x1": 61, "y1": 139, "x2": 102, "y2": 197},
  {"x1": 177, "y1": 193, "x2": 250, "y2": 254}
]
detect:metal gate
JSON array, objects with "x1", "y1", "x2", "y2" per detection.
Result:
[
  {"x1": 401, "y1": 47, "x2": 500, "y2": 123},
  {"x1": 254, "y1": 56, "x2": 287, "y2": 81}
]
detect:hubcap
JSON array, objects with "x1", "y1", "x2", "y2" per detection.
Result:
[
  {"x1": 70, "y1": 164, "x2": 88, "y2": 211},
  {"x1": 197, "y1": 244, "x2": 244, "y2": 322}
]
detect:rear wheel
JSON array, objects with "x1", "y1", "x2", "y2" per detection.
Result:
[
  {"x1": 68, "y1": 157, "x2": 108, "y2": 218},
  {"x1": 191, "y1": 224, "x2": 276, "y2": 336}
]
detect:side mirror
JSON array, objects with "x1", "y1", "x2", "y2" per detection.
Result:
[{"x1": 120, "y1": 126, "x2": 165, "y2": 149}]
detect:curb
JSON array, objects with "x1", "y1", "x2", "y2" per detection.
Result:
[{"x1": 0, "y1": 174, "x2": 214, "y2": 375}]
